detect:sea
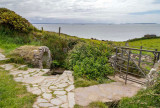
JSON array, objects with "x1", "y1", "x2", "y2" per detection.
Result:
[{"x1": 33, "y1": 24, "x2": 160, "y2": 41}]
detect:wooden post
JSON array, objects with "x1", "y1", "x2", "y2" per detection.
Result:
[
  {"x1": 114, "y1": 48, "x2": 118, "y2": 77},
  {"x1": 125, "y1": 50, "x2": 131, "y2": 85},
  {"x1": 157, "y1": 52, "x2": 160, "y2": 61},
  {"x1": 41, "y1": 27, "x2": 43, "y2": 32},
  {"x1": 59, "y1": 27, "x2": 61, "y2": 36},
  {"x1": 154, "y1": 49, "x2": 158, "y2": 64},
  {"x1": 138, "y1": 46, "x2": 142, "y2": 67},
  {"x1": 119, "y1": 49, "x2": 124, "y2": 76}
]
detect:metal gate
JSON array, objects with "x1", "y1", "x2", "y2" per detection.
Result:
[{"x1": 113, "y1": 46, "x2": 160, "y2": 85}]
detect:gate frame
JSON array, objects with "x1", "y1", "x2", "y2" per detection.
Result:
[{"x1": 113, "y1": 46, "x2": 160, "y2": 85}]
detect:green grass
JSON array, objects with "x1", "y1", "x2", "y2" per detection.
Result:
[
  {"x1": 119, "y1": 72, "x2": 160, "y2": 108},
  {"x1": 118, "y1": 38, "x2": 160, "y2": 51},
  {"x1": 74, "y1": 78, "x2": 113, "y2": 88},
  {"x1": 74, "y1": 102, "x2": 108, "y2": 108},
  {"x1": 0, "y1": 68, "x2": 37, "y2": 108},
  {"x1": 74, "y1": 78, "x2": 99, "y2": 88},
  {"x1": 18, "y1": 66, "x2": 28, "y2": 71}
]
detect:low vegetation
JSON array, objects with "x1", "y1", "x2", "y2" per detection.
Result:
[
  {"x1": 119, "y1": 72, "x2": 160, "y2": 108},
  {"x1": 65, "y1": 42, "x2": 113, "y2": 85},
  {"x1": 0, "y1": 67, "x2": 37, "y2": 108},
  {"x1": 74, "y1": 102, "x2": 108, "y2": 108},
  {"x1": 0, "y1": 8, "x2": 34, "y2": 32}
]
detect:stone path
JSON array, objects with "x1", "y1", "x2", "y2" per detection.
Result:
[
  {"x1": 0, "y1": 52, "x2": 143, "y2": 107},
  {"x1": 75, "y1": 76, "x2": 143, "y2": 106},
  {"x1": 0, "y1": 53, "x2": 75, "y2": 108}
]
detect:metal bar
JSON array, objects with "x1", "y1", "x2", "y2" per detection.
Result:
[
  {"x1": 124, "y1": 50, "x2": 146, "y2": 77},
  {"x1": 119, "y1": 75, "x2": 146, "y2": 85},
  {"x1": 116, "y1": 47, "x2": 160, "y2": 53},
  {"x1": 115, "y1": 66, "x2": 145, "y2": 77},
  {"x1": 157, "y1": 53, "x2": 160, "y2": 61},
  {"x1": 138, "y1": 46, "x2": 142, "y2": 67},
  {"x1": 154, "y1": 49, "x2": 158, "y2": 65},
  {"x1": 116, "y1": 63, "x2": 138, "y2": 69},
  {"x1": 118, "y1": 69, "x2": 145, "y2": 77},
  {"x1": 119, "y1": 49, "x2": 124, "y2": 74},
  {"x1": 125, "y1": 50, "x2": 131, "y2": 84},
  {"x1": 114, "y1": 48, "x2": 118, "y2": 77}
]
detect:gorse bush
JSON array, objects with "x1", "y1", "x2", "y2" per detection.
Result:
[
  {"x1": 65, "y1": 43, "x2": 113, "y2": 83},
  {"x1": 0, "y1": 8, "x2": 34, "y2": 33}
]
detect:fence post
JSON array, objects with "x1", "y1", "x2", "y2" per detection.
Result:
[
  {"x1": 125, "y1": 50, "x2": 131, "y2": 85},
  {"x1": 138, "y1": 46, "x2": 142, "y2": 67},
  {"x1": 114, "y1": 47, "x2": 118, "y2": 77},
  {"x1": 157, "y1": 53, "x2": 160, "y2": 61},
  {"x1": 119, "y1": 49, "x2": 124, "y2": 77},
  {"x1": 41, "y1": 27, "x2": 43, "y2": 32},
  {"x1": 59, "y1": 27, "x2": 61, "y2": 36},
  {"x1": 154, "y1": 49, "x2": 158, "y2": 64}
]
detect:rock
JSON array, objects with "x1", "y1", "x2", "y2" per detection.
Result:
[
  {"x1": 50, "y1": 98, "x2": 63, "y2": 105},
  {"x1": 32, "y1": 88, "x2": 42, "y2": 95},
  {"x1": 42, "y1": 93, "x2": 52, "y2": 100},
  {"x1": 49, "y1": 86, "x2": 57, "y2": 90},
  {"x1": 66, "y1": 85, "x2": 74, "y2": 92},
  {"x1": 61, "y1": 103, "x2": 69, "y2": 108},
  {"x1": 37, "y1": 97, "x2": 48, "y2": 103},
  {"x1": 56, "y1": 83, "x2": 68, "y2": 88},
  {"x1": 54, "y1": 91, "x2": 66, "y2": 95},
  {"x1": 23, "y1": 76, "x2": 46, "y2": 84},
  {"x1": 68, "y1": 92, "x2": 75, "y2": 108},
  {"x1": 11, "y1": 45, "x2": 52, "y2": 69},
  {"x1": 147, "y1": 63, "x2": 160, "y2": 86},
  {"x1": 4, "y1": 64, "x2": 14, "y2": 70},
  {"x1": 57, "y1": 95, "x2": 67, "y2": 102},
  {"x1": 38, "y1": 103, "x2": 53, "y2": 107}
]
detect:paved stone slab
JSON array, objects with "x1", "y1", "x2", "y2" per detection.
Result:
[
  {"x1": 68, "y1": 92, "x2": 75, "y2": 108},
  {"x1": 75, "y1": 82, "x2": 141, "y2": 106},
  {"x1": 54, "y1": 91, "x2": 66, "y2": 95},
  {"x1": 51, "y1": 98, "x2": 63, "y2": 105},
  {"x1": 38, "y1": 103, "x2": 53, "y2": 107}
]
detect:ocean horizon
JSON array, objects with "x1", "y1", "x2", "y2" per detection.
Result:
[{"x1": 33, "y1": 23, "x2": 160, "y2": 41}]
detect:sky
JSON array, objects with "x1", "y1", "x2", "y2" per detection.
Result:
[{"x1": 1, "y1": 0, "x2": 160, "y2": 24}]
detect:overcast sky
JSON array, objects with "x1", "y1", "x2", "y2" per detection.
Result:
[{"x1": 1, "y1": 0, "x2": 160, "y2": 23}]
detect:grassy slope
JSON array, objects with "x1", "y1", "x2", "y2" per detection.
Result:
[
  {"x1": 117, "y1": 37, "x2": 160, "y2": 50},
  {"x1": 0, "y1": 67, "x2": 37, "y2": 108}
]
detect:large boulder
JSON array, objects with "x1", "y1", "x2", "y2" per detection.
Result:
[{"x1": 11, "y1": 45, "x2": 52, "y2": 69}]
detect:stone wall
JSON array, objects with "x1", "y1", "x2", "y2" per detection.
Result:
[
  {"x1": 147, "y1": 60, "x2": 160, "y2": 87},
  {"x1": 12, "y1": 45, "x2": 52, "y2": 69}
]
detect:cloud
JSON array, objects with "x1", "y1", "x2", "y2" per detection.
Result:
[
  {"x1": 130, "y1": 10, "x2": 160, "y2": 15},
  {"x1": 0, "y1": 0, "x2": 160, "y2": 23}
]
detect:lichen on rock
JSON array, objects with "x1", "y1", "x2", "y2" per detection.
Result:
[{"x1": 11, "y1": 45, "x2": 52, "y2": 69}]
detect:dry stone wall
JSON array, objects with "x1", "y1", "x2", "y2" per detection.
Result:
[{"x1": 12, "y1": 45, "x2": 52, "y2": 69}]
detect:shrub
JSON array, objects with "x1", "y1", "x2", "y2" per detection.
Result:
[
  {"x1": 0, "y1": 8, "x2": 34, "y2": 33},
  {"x1": 65, "y1": 43, "x2": 113, "y2": 83}
]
